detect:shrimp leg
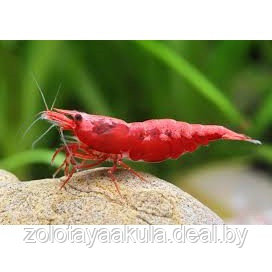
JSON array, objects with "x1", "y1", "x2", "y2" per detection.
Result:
[
  {"x1": 118, "y1": 160, "x2": 146, "y2": 182},
  {"x1": 60, "y1": 157, "x2": 108, "y2": 189}
]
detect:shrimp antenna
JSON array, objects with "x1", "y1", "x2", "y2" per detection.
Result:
[
  {"x1": 64, "y1": 135, "x2": 78, "y2": 142},
  {"x1": 32, "y1": 124, "x2": 55, "y2": 149},
  {"x1": 59, "y1": 128, "x2": 79, "y2": 166},
  {"x1": 18, "y1": 111, "x2": 43, "y2": 140},
  {"x1": 59, "y1": 128, "x2": 73, "y2": 157},
  {"x1": 31, "y1": 72, "x2": 49, "y2": 110},
  {"x1": 51, "y1": 83, "x2": 62, "y2": 110},
  {"x1": 22, "y1": 115, "x2": 42, "y2": 139}
]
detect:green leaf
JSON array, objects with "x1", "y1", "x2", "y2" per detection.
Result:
[
  {"x1": 134, "y1": 40, "x2": 246, "y2": 126},
  {"x1": 0, "y1": 149, "x2": 65, "y2": 172},
  {"x1": 0, "y1": 79, "x2": 7, "y2": 144},
  {"x1": 251, "y1": 89, "x2": 272, "y2": 136},
  {"x1": 65, "y1": 47, "x2": 112, "y2": 115},
  {"x1": 256, "y1": 144, "x2": 272, "y2": 164}
]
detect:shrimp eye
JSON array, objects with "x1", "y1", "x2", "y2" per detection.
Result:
[{"x1": 74, "y1": 114, "x2": 82, "y2": 122}]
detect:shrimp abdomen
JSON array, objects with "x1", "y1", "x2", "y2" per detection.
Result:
[{"x1": 126, "y1": 120, "x2": 260, "y2": 162}]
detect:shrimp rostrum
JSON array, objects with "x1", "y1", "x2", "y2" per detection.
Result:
[{"x1": 40, "y1": 108, "x2": 261, "y2": 192}]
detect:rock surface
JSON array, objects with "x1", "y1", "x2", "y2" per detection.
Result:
[{"x1": 0, "y1": 168, "x2": 223, "y2": 224}]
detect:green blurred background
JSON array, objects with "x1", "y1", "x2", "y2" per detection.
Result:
[{"x1": 0, "y1": 40, "x2": 272, "y2": 187}]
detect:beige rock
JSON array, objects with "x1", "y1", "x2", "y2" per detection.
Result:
[
  {"x1": 0, "y1": 169, "x2": 20, "y2": 183},
  {"x1": 0, "y1": 168, "x2": 223, "y2": 224}
]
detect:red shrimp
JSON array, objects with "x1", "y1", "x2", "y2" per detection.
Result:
[{"x1": 42, "y1": 108, "x2": 261, "y2": 192}]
